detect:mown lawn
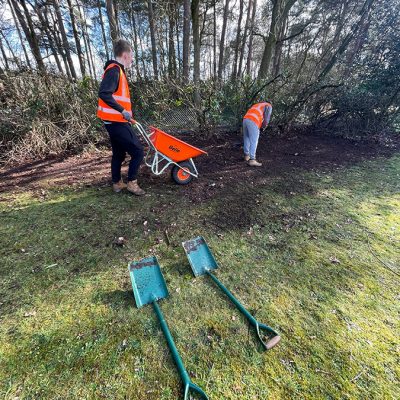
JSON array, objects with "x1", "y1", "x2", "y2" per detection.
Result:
[{"x1": 1, "y1": 154, "x2": 399, "y2": 400}]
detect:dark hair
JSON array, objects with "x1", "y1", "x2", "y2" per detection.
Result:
[{"x1": 113, "y1": 39, "x2": 132, "y2": 57}]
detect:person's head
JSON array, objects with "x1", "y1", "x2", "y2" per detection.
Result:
[{"x1": 113, "y1": 39, "x2": 133, "y2": 69}]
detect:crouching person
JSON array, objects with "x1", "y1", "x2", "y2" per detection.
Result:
[
  {"x1": 97, "y1": 39, "x2": 145, "y2": 195},
  {"x1": 243, "y1": 101, "x2": 272, "y2": 167}
]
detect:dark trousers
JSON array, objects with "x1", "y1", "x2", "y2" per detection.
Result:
[{"x1": 104, "y1": 122, "x2": 144, "y2": 182}]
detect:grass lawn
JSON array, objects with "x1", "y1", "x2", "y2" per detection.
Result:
[{"x1": 1, "y1": 151, "x2": 399, "y2": 399}]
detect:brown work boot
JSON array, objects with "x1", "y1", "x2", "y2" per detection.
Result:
[
  {"x1": 248, "y1": 159, "x2": 262, "y2": 167},
  {"x1": 244, "y1": 154, "x2": 250, "y2": 162},
  {"x1": 112, "y1": 180, "x2": 127, "y2": 193},
  {"x1": 127, "y1": 180, "x2": 146, "y2": 196}
]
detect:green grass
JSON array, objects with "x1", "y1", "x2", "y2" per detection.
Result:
[{"x1": 1, "y1": 155, "x2": 399, "y2": 400}]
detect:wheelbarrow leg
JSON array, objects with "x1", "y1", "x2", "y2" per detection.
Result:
[
  {"x1": 152, "y1": 301, "x2": 209, "y2": 400},
  {"x1": 206, "y1": 272, "x2": 281, "y2": 350}
]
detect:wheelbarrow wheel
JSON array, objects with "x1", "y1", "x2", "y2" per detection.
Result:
[{"x1": 171, "y1": 161, "x2": 194, "y2": 185}]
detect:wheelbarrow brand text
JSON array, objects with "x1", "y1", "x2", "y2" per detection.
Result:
[{"x1": 168, "y1": 145, "x2": 180, "y2": 153}]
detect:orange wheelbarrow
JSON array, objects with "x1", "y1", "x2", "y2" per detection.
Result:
[{"x1": 132, "y1": 120, "x2": 208, "y2": 185}]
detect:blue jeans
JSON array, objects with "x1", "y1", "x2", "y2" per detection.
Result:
[{"x1": 243, "y1": 118, "x2": 260, "y2": 159}]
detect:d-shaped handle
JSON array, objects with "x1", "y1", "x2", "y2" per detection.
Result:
[
  {"x1": 256, "y1": 322, "x2": 281, "y2": 350},
  {"x1": 184, "y1": 382, "x2": 209, "y2": 400}
]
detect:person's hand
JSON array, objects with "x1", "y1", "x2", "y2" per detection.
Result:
[{"x1": 122, "y1": 109, "x2": 132, "y2": 121}]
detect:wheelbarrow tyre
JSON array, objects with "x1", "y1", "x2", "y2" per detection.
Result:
[{"x1": 171, "y1": 161, "x2": 194, "y2": 185}]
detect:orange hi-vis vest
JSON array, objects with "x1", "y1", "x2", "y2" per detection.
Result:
[
  {"x1": 244, "y1": 102, "x2": 271, "y2": 128},
  {"x1": 97, "y1": 63, "x2": 132, "y2": 122}
]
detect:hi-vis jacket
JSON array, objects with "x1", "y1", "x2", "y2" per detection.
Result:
[
  {"x1": 97, "y1": 63, "x2": 131, "y2": 122},
  {"x1": 244, "y1": 102, "x2": 272, "y2": 128}
]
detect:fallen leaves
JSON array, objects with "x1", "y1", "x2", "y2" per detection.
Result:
[
  {"x1": 329, "y1": 256, "x2": 340, "y2": 264},
  {"x1": 23, "y1": 311, "x2": 37, "y2": 318},
  {"x1": 114, "y1": 236, "x2": 125, "y2": 246}
]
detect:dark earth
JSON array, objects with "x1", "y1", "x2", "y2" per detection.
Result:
[{"x1": 1, "y1": 130, "x2": 399, "y2": 203}]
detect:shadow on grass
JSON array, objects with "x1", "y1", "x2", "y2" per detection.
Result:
[
  {"x1": 0, "y1": 187, "x2": 166, "y2": 317},
  {"x1": 1, "y1": 153, "x2": 399, "y2": 399},
  {"x1": 92, "y1": 289, "x2": 134, "y2": 310}
]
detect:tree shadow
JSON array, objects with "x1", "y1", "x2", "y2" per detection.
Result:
[{"x1": 92, "y1": 289, "x2": 133, "y2": 310}]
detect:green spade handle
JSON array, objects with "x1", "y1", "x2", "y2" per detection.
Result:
[
  {"x1": 206, "y1": 271, "x2": 280, "y2": 350},
  {"x1": 152, "y1": 301, "x2": 209, "y2": 400}
]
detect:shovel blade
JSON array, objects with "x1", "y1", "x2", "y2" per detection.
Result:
[
  {"x1": 128, "y1": 256, "x2": 168, "y2": 308},
  {"x1": 182, "y1": 236, "x2": 218, "y2": 277}
]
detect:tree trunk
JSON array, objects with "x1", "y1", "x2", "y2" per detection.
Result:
[
  {"x1": 74, "y1": 1, "x2": 92, "y2": 78},
  {"x1": 258, "y1": 0, "x2": 296, "y2": 80},
  {"x1": 213, "y1": 1, "x2": 217, "y2": 79},
  {"x1": 191, "y1": 0, "x2": 201, "y2": 106},
  {"x1": 53, "y1": 0, "x2": 77, "y2": 79},
  {"x1": 156, "y1": 20, "x2": 166, "y2": 76},
  {"x1": 182, "y1": 0, "x2": 191, "y2": 82},
  {"x1": 105, "y1": 0, "x2": 119, "y2": 45},
  {"x1": 43, "y1": 4, "x2": 69, "y2": 76},
  {"x1": 168, "y1": 1, "x2": 177, "y2": 78},
  {"x1": 272, "y1": 7, "x2": 291, "y2": 77},
  {"x1": 52, "y1": 9, "x2": 72, "y2": 77},
  {"x1": 238, "y1": 0, "x2": 252, "y2": 78},
  {"x1": 232, "y1": 0, "x2": 244, "y2": 79},
  {"x1": 137, "y1": 18, "x2": 148, "y2": 79},
  {"x1": 176, "y1": 9, "x2": 182, "y2": 75},
  {"x1": 13, "y1": 0, "x2": 46, "y2": 74},
  {"x1": 258, "y1": 0, "x2": 280, "y2": 79},
  {"x1": 97, "y1": 0, "x2": 110, "y2": 60},
  {"x1": 43, "y1": 4, "x2": 70, "y2": 76},
  {"x1": 113, "y1": 0, "x2": 120, "y2": 37},
  {"x1": 130, "y1": 7, "x2": 141, "y2": 79},
  {"x1": 7, "y1": 0, "x2": 32, "y2": 69},
  {"x1": 246, "y1": 0, "x2": 257, "y2": 76},
  {"x1": 217, "y1": 0, "x2": 230, "y2": 81},
  {"x1": 66, "y1": 0, "x2": 86, "y2": 77},
  {"x1": 0, "y1": 33, "x2": 10, "y2": 70},
  {"x1": 344, "y1": 10, "x2": 371, "y2": 74},
  {"x1": 0, "y1": 30, "x2": 21, "y2": 69},
  {"x1": 147, "y1": 0, "x2": 159, "y2": 79},
  {"x1": 318, "y1": 0, "x2": 374, "y2": 81},
  {"x1": 78, "y1": 2, "x2": 97, "y2": 81},
  {"x1": 34, "y1": 4, "x2": 63, "y2": 74}
]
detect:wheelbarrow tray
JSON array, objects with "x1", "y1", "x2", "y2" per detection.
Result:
[
  {"x1": 129, "y1": 256, "x2": 169, "y2": 307},
  {"x1": 149, "y1": 126, "x2": 207, "y2": 162},
  {"x1": 133, "y1": 121, "x2": 207, "y2": 184}
]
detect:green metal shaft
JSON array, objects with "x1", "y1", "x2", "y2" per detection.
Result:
[
  {"x1": 207, "y1": 271, "x2": 278, "y2": 337},
  {"x1": 152, "y1": 301, "x2": 190, "y2": 385},
  {"x1": 206, "y1": 271, "x2": 259, "y2": 325}
]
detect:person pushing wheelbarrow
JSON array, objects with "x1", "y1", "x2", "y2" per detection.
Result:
[
  {"x1": 243, "y1": 101, "x2": 272, "y2": 167},
  {"x1": 97, "y1": 39, "x2": 145, "y2": 196}
]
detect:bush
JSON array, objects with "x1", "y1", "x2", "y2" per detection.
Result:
[{"x1": 0, "y1": 71, "x2": 102, "y2": 165}]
